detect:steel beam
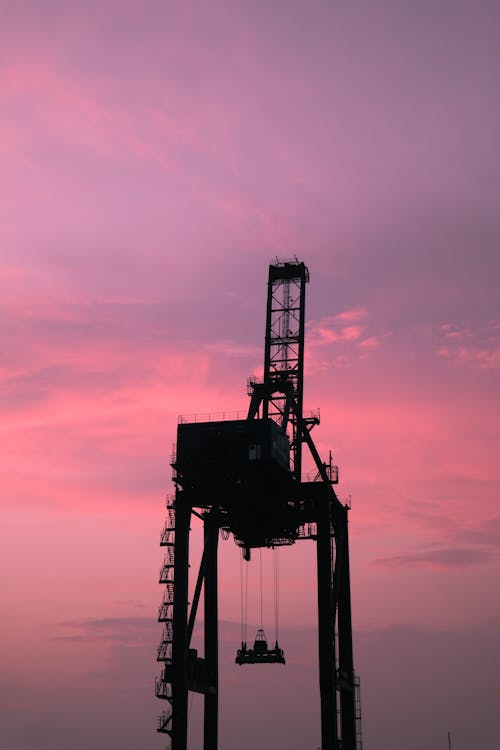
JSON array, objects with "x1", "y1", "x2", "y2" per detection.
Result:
[
  {"x1": 316, "y1": 495, "x2": 338, "y2": 748},
  {"x1": 337, "y1": 512, "x2": 357, "y2": 750},
  {"x1": 171, "y1": 490, "x2": 191, "y2": 750},
  {"x1": 203, "y1": 511, "x2": 219, "y2": 750}
]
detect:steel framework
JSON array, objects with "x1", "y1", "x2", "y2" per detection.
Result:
[{"x1": 155, "y1": 259, "x2": 362, "y2": 749}]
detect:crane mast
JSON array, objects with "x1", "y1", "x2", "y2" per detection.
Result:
[{"x1": 155, "y1": 259, "x2": 362, "y2": 749}]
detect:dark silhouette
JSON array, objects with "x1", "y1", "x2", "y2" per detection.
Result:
[{"x1": 155, "y1": 259, "x2": 362, "y2": 749}]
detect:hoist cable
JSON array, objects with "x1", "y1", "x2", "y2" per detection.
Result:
[
  {"x1": 244, "y1": 556, "x2": 249, "y2": 643},
  {"x1": 259, "y1": 548, "x2": 263, "y2": 629},
  {"x1": 240, "y1": 551, "x2": 249, "y2": 643},
  {"x1": 239, "y1": 553, "x2": 244, "y2": 644},
  {"x1": 273, "y1": 547, "x2": 280, "y2": 642}
]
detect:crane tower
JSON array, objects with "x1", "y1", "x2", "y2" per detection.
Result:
[{"x1": 155, "y1": 259, "x2": 362, "y2": 749}]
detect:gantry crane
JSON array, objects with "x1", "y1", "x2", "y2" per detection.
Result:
[{"x1": 155, "y1": 259, "x2": 362, "y2": 749}]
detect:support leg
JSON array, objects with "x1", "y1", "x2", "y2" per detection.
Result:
[
  {"x1": 337, "y1": 511, "x2": 356, "y2": 750},
  {"x1": 316, "y1": 497, "x2": 337, "y2": 749},
  {"x1": 172, "y1": 490, "x2": 191, "y2": 750},
  {"x1": 204, "y1": 511, "x2": 219, "y2": 750}
]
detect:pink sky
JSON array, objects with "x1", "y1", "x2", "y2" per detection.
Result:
[{"x1": 1, "y1": 1, "x2": 499, "y2": 749}]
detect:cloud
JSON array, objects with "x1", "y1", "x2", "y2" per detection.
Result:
[
  {"x1": 454, "y1": 516, "x2": 500, "y2": 548},
  {"x1": 0, "y1": 57, "x2": 177, "y2": 171},
  {"x1": 308, "y1": 314, "x2": 366, "y2": 347},
  {"x1": 53, "y1": 616, "x2": 156, "y2": 644},
  {"x1": 358, "y1": 335, "x2": 380, "y2": 349},
  {"x1": 33, "y1": 616, "x2": 500, "y2": 750},
  {"x1": 0, "y1": 289, "x2": 258, "y2": 511},
  {"x1": 372, "y1": 546, "x2": 496, "y2": 569},
  {"x1": 331, "y1": 306, "x2": 367, "y2": 324},
  {"x1": 436, "y1": 320, "x2": 500, "y2": 370},
  {"x1": 355, "y1": 620, "x2": 500, "y2": 749},
  {"x1": 304, "y1": 307, "x2": 391, "y2": 372},
  {"x1": 203, "y1": 339, "x2": 261, "y2": 358}
]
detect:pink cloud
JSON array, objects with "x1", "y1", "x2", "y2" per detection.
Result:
[
  {"x1": 332, "y1": 306, "x2": 367, "y2": 323},
  {"x1": 304, "y1": 308, "x2": 389, "y2": 372},
  {"x1": 3, "y1": 58, "x2": 175, "y2": 171},
  {"x1": 436, "y1": 320, "x2": 500, "y2": 369},
  {"x1": 359, "y1": 336, "x2": 380, "y2": 349},
  {"x1": 372, "y1": 547, "x2": 496, "y2": 569},
  {"x1": 203, "y1": 340, "x2": 262, "y2": 358},
  {"x1": 307, "y1": 312, "x2": 366, "y2": 346}
]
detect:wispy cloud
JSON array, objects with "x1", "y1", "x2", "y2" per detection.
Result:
[
  {"x1": 203, "y1": 339, "x2": 261, "y2": 358},
  {"x1": 330, "y1": 306, "x2": 367, "y2": 324},
  {"x1": 436, "y1": 320, "x2": 500, "y2": 370},
  {"x1": 308, "y1": 308, "x2": 367, "y2": 346},
  {"x1": 53, "y1": 617, "x2": 156, "y2": 644},
  {"x1": 305, "y1": 307, "x2": 389, "y2": 371},
  {"x1": 372, "y1": 546, "x2": 496, "y2": 569}
]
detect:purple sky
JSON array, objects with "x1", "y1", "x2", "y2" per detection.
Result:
[{"x1": 1, "y1": 2, "x2": 500, "y2": 749}]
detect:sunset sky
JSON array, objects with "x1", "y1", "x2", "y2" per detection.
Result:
[{"x1": 1, "y1": 1, "x2": 499, "y2": 749}]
